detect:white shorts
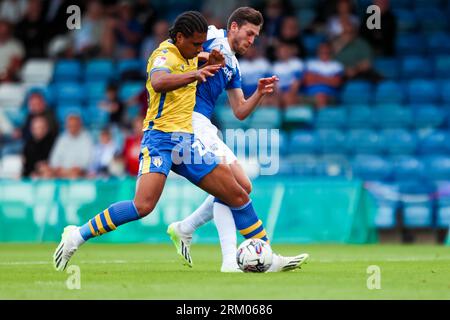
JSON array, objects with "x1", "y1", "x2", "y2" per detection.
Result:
[{"x1": 192, "y1": 111, "x2": 237, "y2": 164}]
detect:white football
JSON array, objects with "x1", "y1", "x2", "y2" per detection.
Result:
[{"x1": 236, "y1": 238, "x2": 273, "y2": 272}]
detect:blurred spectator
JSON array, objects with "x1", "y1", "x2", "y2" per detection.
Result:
[
  {"x1": 99, "y1": 83, "x2": 125, "y2": 128},
  {"x1": 303, "y1": 42, "x2": 344, "y2": 109},
  {"x1": 239, "y1": 44, "x2": 272, "y2": 99},
  {"x1": 332, "y1": 19, "x2": 381, "y2": 82},
  {"x1": 278, "y1": 15, "x2": 306, "y2": 59},
  {"x1": 360, "y1": 0, "x2": 397, "y2": 56},
  {"x1": 122, "y1": 116, "x2": 143, "y2": 176},
  {"x1": 72, "y1": 0, "x2": 109, "y2": 58},
  {"x1": 127, "y1": 88, "x2": 148, "y2": 118},
  {"x1": 88, "y1": 127, "x2": 121, "y2": 177},
  {"x1": 22, "y1": 116, "x2": 55, "y2": 178},
  {"x1": 134, "y1": 0, "x2": 158, "y2": 37},
  {"x1": 15, "y1": 0, "x2": 48, "y2": 59},
  {"x1": 326, "y1": 0, "x2": 360, "y2": 40},
  {"x1": 140, "y1": 19, "x2": 169, "y2": 61},
  {"x1": 48, "y1": 114, "x2": 94, "y2": 179},
  {"x1": 0, "y1": 19, "x2": 24, "y2": 82},
  {"x1": 262, "y1": 0, "x2": 291, "y2": 61},
  {"x1": 22, "y1": 91, "x2": 59, "y2": 142},
  {"x1": 110, "y1": 1, "x2": 143, "y2": 59},
  {"x1": 0, "y1": 0, "x2": 27, "y2": 24},
  {"x1": 272, "y1": 41, "x2": 304, "y2": 107}
]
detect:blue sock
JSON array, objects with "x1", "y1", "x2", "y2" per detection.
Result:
[
  {"x1": 215, "y1": 198, "x2": 269, "y2": 242},
  {"x1": 79, "y1": 200, "x2": 140, "y2": 241}
]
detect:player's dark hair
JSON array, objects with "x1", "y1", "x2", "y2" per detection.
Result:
[
  {"x1": 168, "y1": 11, "x2": 208, "y2": 42},
  {"x1": 227, "y1": 7, "x2": 263, "y2": 30}
]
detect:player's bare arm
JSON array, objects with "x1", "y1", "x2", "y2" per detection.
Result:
[
  {"x1": 151, "y1": 64, "x2": 222, "y2": 92},
  {"x1": 227, "y1": 75, "x2": 279, "y2": 120}
]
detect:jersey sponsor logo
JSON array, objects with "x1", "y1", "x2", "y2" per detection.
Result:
[
  {"x1": 153, "y1": 56, "x2": 167, "y2": 67},
  {"x1": 222, "y1": 66, "x2": 233, "y2": 81},
  {"x1": 152, "y1": 156, "x2": 163, "y2": 168}
]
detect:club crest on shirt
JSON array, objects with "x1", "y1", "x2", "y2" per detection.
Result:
[{"x1": 153, "y1": 56, "x2": 167, "y2": 67}]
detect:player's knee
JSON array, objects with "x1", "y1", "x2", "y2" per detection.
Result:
[
  {"x1": 133, "y1": 200, "x2": 155, "y2": 217},
  {"x1": 241, "y1": 180, "x2": 252, "y2": 194},
  {"x1": 230, "y1": 188, "x2": 250, "y2": 207}
]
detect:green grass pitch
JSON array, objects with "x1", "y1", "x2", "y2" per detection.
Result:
[{"x1": 1, "y1": 243, "x2": 449, "y2": 299}]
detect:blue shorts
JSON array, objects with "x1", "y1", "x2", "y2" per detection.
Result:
[{"x1": 138, "y1": 129, "x2": 219, "y2": 185}]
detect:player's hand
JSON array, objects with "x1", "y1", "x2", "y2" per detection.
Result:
[
  {"x1": 208, "y1": 49, "x2": 225, "y2": 67},
  {"x1": 257, "y1": 75, "x2": 279, "y2": 95},
  {"x1": 195, "y1": 64, "x2": 222, "y2": 83}
]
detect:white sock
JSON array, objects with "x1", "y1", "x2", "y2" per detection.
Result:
[
  {"x1": 179, "y1": 195, "x2": 214, "y2": 234},
  {"x1": 72, "y1": 228, "x2": 86, "y2": 248},
  {"x1": 267, "y1": 252, "x2": 281, "y2": 272},
  {"x1": 213, "y1": 202, "x2": 238, "y2": 266}
]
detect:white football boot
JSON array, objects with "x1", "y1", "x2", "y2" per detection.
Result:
[
  {"x1": 167, "y1": 222, "x2": 193, "y2": 267},
  {"x1": 53, "y1": 225, "x2": 80, "y2": 271},
  {"x1": 267, "y1": 253, "x2": 310, "y2": 272}
]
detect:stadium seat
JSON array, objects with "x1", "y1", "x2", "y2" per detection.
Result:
[
  {"x1": 316, "y1": 155, "x2": 350, "y2": 178},
  {"x1": 437, "y1": 205, "x2": 450, "y2": 228},
  {"x1": 406, "y1": 79, "x2": 440, "y2": 104},
  {"x1": 317, "y1": 129, "x2": 346, "y2": 155},
  {"x1": 215, "y1": 105, "x2": 249, "y2": 129},
  {"x1": 257, "y1": 129, "x2": 288, "y2": 156},
  {"x1": 390, "y1": 0, "x2": 412, "y2": 10},
  {"x1": 371, "y1": 105, "x2": 413, "y2": 129},
  {"x1": 391, "y1": 155, "x2": 425, "y2": 181},
  {"x1": 426, "y1": 32, "x2": 450, "y2": 55},
  {"x1": 394, "y1": 10, "x2": 418, "y2": 33},
  {"x1": 398, "y1": 180, "x2": 435, "y2": 228},
  {"x1": 53, "y1": 60, "x2": 82, "y2": 82},
  {"x1": 117, "y1": 59, "x2": 145, "y2": 80},
  {"x1": 284, "y1": 105, "x2": 314, "y2": 126},
  {"x1": 434, "y1": 55, "x2": 450, "y2": 78},
  {"x1": 289, "y1": 155, "x2": 319, "y2": 177},
  {"x1": 417, "y1": 8, "x2": 448, "y2": 33},
  {"x1": 381, "y1": 129, "x2": 417, "y2": 155},
  {"x1": 85, "y1": 81, "x2": 107, "y2": 104},
  {"x1": 414, "y1": 0, "x2": 444, "y2": 9},
  {"x1": 374, "y1": 58, "x2": 400, "y2": 80},
  {"x1": 55, "y1": 103, "x2": 84, "y2": 124},
  {"x1": 365, "y1": 182, "x2": 400, "y2": 228},
  {"x1": 413, "y1": 105, "x2": 446, "y2": 129},
  {"x1": 400, "y1": 56, "x2": 434, "y2": 79},
  {"x1": 396, "y1": 34, "x2": 426, "y2": 56},
  {"x1": 303, "y1": 34, "x2": 326, "y2": 57},
  {"x1": 424, "y1": 155, "x2": 450, "y2": 182},
  {"x1": 347, "y1": 105, "x2": 372, "y2": 129},
  {"x1": 352, "y1": 155, "x2": 393, "y2": 181},
  {"x1": 118, "y1": 82, "x2": 144, "y2": 102},
  {"x1": 85, "y1": 103, "x2": 110, "y2": 129},
  {"x1": 84, "y1": 59, "x2": 114, "y2": 81},
  {"x1": 20, "y1": 59, "x2": 54, "y2": 85},
  {"x1": 0, "y1": 84, "x2": 25, "y2": 109},
  {"x1": 53, "y1": 82, "x2": 85, "y2": 104},
  {"x1": 346, "y1": 129, "x2": 384, "y2": 155},
  {"x1": 441, "y1": 80, "x2": 450, "y2": 104},
  {"x1": 340, "y1": 81, "x2": 373, "y2": 105},
  {"x1": 374, "y1": 81, "x2": 404, "y2": 104},
  {"x1": 315, "y1": 108, "x2": 346, "y2": 129},
  {"x1": 418, "y1": 130, "x2": 450, "y2": 155},
  {"x1": 288, "y1": 130, "x2": 318, "y2": 155},
  {"x1": 249, "y1": 107, "x2": 282, "y2": 129}
]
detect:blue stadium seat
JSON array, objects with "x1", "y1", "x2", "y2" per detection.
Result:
[
  {"x1": 303, "y1": 34, "x2": 326, "y2": 57},
  {"x1": 85, "y1": 81, "x2": 107, "y2": 104},
  {"x1": 434, "y1": 55, "x2": 450, "y2": 78},
  {"x1": 426, "y1": 33, "x2": 450, "y2": 55},
  {"x1": 417, "y1": 8, "x2": 448, "y2": 33},
  {"x1": 288, "y1": 130, "x2": 318, "y2": 155},
  {"x1": 394, "y1": 10, "x2": 418, "y2": 33},
  {"x1": 365, "y1": 182, "x2": 399, "y2": 228},
  {"x1": 276, "y1": 158, "x2": 294, "y2": 176},
  {"x1": 84, "y1": 60, "x2": 114, "y2": 81},
  {"x1": 413, "y1": 105, "x2": 446, "y2": 129},
  {"x1": 424, "y1": 155, "x2": 450, "y2": 181},
  {"x1": 418, "y1": 130, "x2": 450, "y2": 155},
  {"x1": 396, "y1": 34, "x2": 426, "y2": 56},
  {"x1": 315, "y1": 108, "x2": 346, "y2": 129},
  {"x1": 398, "y1": 181, "x2": 435, "y2": 228},
  {"x1": 117, "y1": 59, "x2": 145, "y2": 79},
  {"x1": 284, "y1": 105, "x2": 314, "y2": 126},
  {"x1": 316, "y1": 155, "x2": 350, "y2": 178},
  {"x1": 53, "y1": 60, "x2": 82, "y2": 82},
  {"x1": 381, "y1": 129, "x2": 417, "y2": 155},
  {"x1": 215, "y1": 105, "x2": 249, "y2": 129},
  {"x1": 374, "y1": 81, "x2": 404, "y2": 104},
  {"x1": 249, "y1": 107, "x2": 282, "y2": 129},
  {"x1": 371, "y1": 105, "x2": 412, "y2": 129},
  {"x1": 390, "y1": 0, "x2": 412, "y2": 10},
  {"x1": 414, "y1": 0, "x2": 444, "y2": 9},
  {"x1": 441, "y1": 80, "x2": 450, "y2": 104},
  {"x1": 436, "y1": 183, "x2": 450, "y2": 227},
  {"x1": 290, "y1": 155, "x2": 319, "y2": 176},
  {"x1": 340, "y1": 81, "x2": 372, "y2": 105},
  {"x1": 352, "y1": 155, "x2": 393, "y2": 181},
  {"x1": 347, "y1": 105, "x2": 372, "y2": 129},
  {"x1": 391, "y1": 155, "x2": 425, "y2": 181},
  {"x1": 401, "y1": 56, "x2": 434, "y2": 79},
  {"x1": 317, "y1": 129, "x2": 346, "y2": 155},
  {"x1": 119, "y1": 82, "x2": 144, "y2": 102},
  {"x1": 374, "y1": 58, "x2": 400, "y2": 80},
  {"x1": 346, "y1": 129, "x2": 384, "y2": 155},
  {"x1": 406, "y1": 79, "x2": 440, "y2": 104},
  {"x1": 55, "y1": 103, "x2": 84, "y2": 124},
  {"x1": 85, "y1": 103, "x2": 110, "y2": 129},
  {"x1": 53, "y1": 82, "x2": 85, "y2": 104}
]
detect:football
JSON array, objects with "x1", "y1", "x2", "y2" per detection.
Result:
[{"x1": 236, "y1": 238, "x2": 273, "y2": 272}]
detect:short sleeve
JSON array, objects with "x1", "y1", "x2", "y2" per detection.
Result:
[
  {"x1": 148, "y1": 49, "x2": 179, "y2": 76},
  {"x1": 226, "y1": 68, "x2": 242, "y2": 90}
]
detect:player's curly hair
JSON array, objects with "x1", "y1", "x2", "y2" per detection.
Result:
[{"x1": 168, "y1": 11, "x2": 208, "y2": 42}]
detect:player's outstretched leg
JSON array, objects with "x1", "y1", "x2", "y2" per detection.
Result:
[{"x1": 267, "y1": 253, "x2": 310, "y2": 272}]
